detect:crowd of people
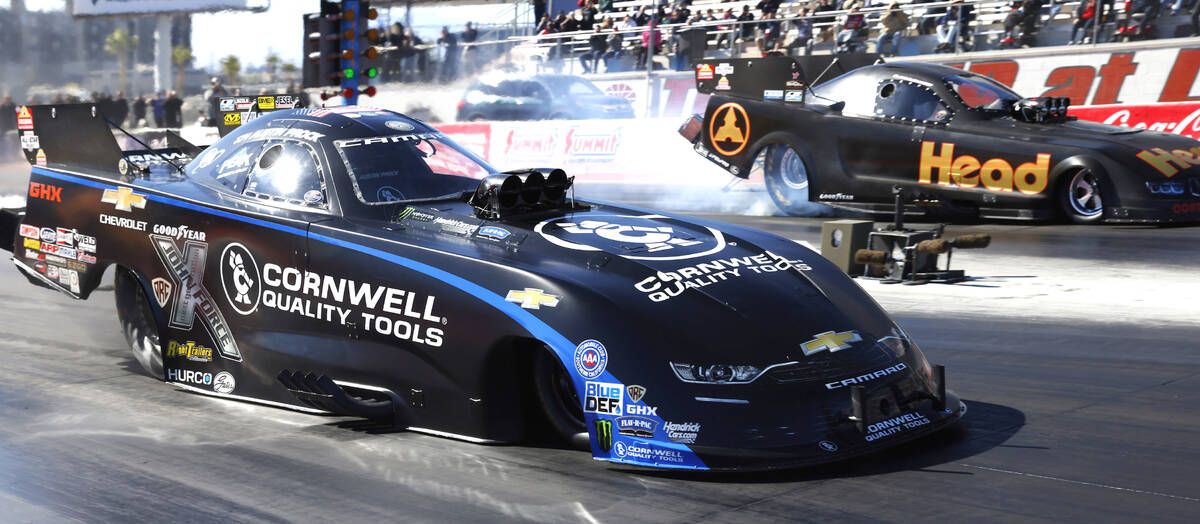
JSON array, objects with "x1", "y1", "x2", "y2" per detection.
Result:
[{"x1": 0, "y1": 90, "x2": 187, "y2": 131}]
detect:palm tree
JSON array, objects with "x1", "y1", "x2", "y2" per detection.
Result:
[
  {"x1": 265, "y1": 53, "x2": 280, "y2": 84},
  {"x1": 104, "y1": 28, "x2": 139, "y2": 94},
  {"x1": 219, "y1": 55, "x2": 241, "y2": 86},
  {"x1": 172, "y1": 46, "x2": 194, "y2": 93}
]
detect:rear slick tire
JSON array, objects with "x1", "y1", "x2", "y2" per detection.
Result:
[
  {"x1": 114, "y1": 267, "x2": 163, "y2": 378},
  {"x1": 533, "y1": 348, "x2": 589, "y2": 450}
]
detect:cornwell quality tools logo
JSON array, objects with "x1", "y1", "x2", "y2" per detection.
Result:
[
  {"x1": 708, "y1": 102, "x2": 749, "y2": 156},
  {"x1": 504, "y1": 288, "x2": 560, "y2": 310},
  {"x1": 101, "y1": 187, "x2": 148, "y2": 212},
  {"x1": 150, "y1": 235, "x2": 241, "y2": 361},
  {"x1": 536, "y1": 214, "x2": 727, "y2": 261},
  {"x1": 802, "y1": 330, "x2": 862, "y2": 356},
  {"x1": 594, "y1": 419, "x2": 614, "y2": 452}
]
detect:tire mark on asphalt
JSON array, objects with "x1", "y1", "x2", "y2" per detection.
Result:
[{"x1": 958, "y1": 464, "x2": 1200, "y2": 503}]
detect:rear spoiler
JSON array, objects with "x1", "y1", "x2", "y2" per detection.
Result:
[
  {"x1": 17, "y1": 103, "x2": 203, "y2": 179},
  {"x1": 694, "y1": 54, "x2": 881, "y2": 102},
  {"x1": 215, "y1": 93, "x2": 306, "y2": 137}
]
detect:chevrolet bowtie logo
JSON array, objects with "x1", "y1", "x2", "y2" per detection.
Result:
[
  {"x1": 802, "y1": 330, "x2": 862, "y2": 356},
  {"x1": 505, "y1": 288, "x2": 561, "y2": 310},
  {"x1": 102, "y1": 187, "x2": 147, "y2": 212}
]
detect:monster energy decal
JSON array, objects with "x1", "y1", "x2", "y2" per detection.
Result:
[
  {"x1": 594, "y1": 419, "x2": 613, "y2": 452},
  {"x1": 150, "y1": 235, "x2": 242, "y2": 361}
]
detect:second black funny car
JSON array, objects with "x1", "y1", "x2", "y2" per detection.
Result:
[
  {"x1": 682, "y1": 56, "x2": 1200, "y2": 223},
  {"x1": 2, "y1": 100, "x2": 964, "y2": 471}
]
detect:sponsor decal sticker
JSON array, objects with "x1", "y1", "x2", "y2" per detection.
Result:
[
  {"x1": 819, "y1": 441, "x2": 839, "y2": 452},
  {"x1": 635, "y1": 251, "x2": 812, "y2": 302},
  {"x1": 213, "y1": 371, "x2": 236, "y2": 394},
  {"x1": 616, "y1": 416, "x2": 657, "y2": 438},
  {"x1": 627, "y1": 384, "x2": 646, "y2": 404},
  {"x1": 77, "y1": 253, "x2": 97, "y2": 264},
  {"x1": 1135, "y1": 146, "x2": 1200, "y2": 178},
  {"x1": 224, "y1": 112, "x2": 241, "y2": 126},
  {"x1": 708, "y1": 102, "x2": 749, "y2": 156},
  {"x1": 35, "y1": 262, "x2": 45, "y2": 273},
  {"x1": 696, "y1": 63, "x2": 714, "y2": 80},
  {"x1": 504, "y1": 288, "x2": 560, "y2": 310},
  {"x1": 385, "y1": 120, "x2": 414, "y2": 131},
  {"x1": 476, "y1": 226, "x2": 511, "y2": 241},
  {"x1": 152, "y1": 277, "x2": 173, "y2": 307},
  {"x1": 536, "y1": 214, "x2": 726, "y2": 261},
  {"x1": 55, "y1": 228, "x2": 74, "y2": 247},
  {"x1": 46, "y1": 265, "x2": 59, "y2": 279},
  {"x1": 99, "y1": 214, "x2": 148, "y2": 231},
  {"x1": 275, "y1": 95, "x2": 297, "y2": 108},
  {"x1": 715, "y1": 63, "x2": 734, "y2": 76},
  {"x1": 166, "y1": 340, "x2": 214, "y2": 362},
  {"x1": 17, "y1": 106, "x2": 34, "y2": 130},
  {"x1": 663, "y1": 421, "x2": 700, "y2": 444},
  {"x1": 715, "y1": 76, "x2": 730, "y2": 91},
  {"x1": 784, "y1": 90, "x2": 803, "y2": 103},
  {"x1": 24, "y1": 249, "x2": 42, "y2": 260},
  {"x1": 152, "y1": 224, "x2": 206, "y2": 241},
  {"x1": 151, "y1": 235, "x2": 241, "y2": 361},
  {"x1": 20, "y1": 132, "x2": 39, "y2": 150},
  {"x1": 919, "y1": 141, "x2": 1050, "y2": 195},
  {"x1": 612, "y1": 440, "x2": 686, "y2": 464},
  {"x1": 118, "y1": 158, "x2": 129, "y2": 176},
  {"x1": 29, "y1": 182, "x2": 62, "y2": 202},
  {"x1": 101, "y1": 187, "x2": 148, "y2": 212},
  {"x1": 19, "y1": 224, "x2": 39, "y2": 239},
  {"x1": 166, "y1": 368, "x2": 212, "y2": 387},
  {"x1": 219, "y1": 98, "x2": 235, "y2": 112},
  {"x1": 574, "y1": 340, "x2": 608, "y2": 379},
  {"x1": 594, "y1": 419, "x2": 614, "y2": 451},
  {"x1": 220, "y1": 242, "x2": 261, "y2": 315},
  {"x1": 865, "y1": 411, "x2": 931, "y2": 442},
  {"x1": 626, "y1": 403, "x2": 657, "y2": 417},
  {"x1": 584, "y1": 381, "x2": 622, "y2": 415},
  {"x1": 763, "y1": 89, "x2": 783, "y2": 100},
  {"x1": 802, "y1": 330, "x2": 862, "y2": 356},
  {"x1": 257, "y1": 96, "x2": 275, "y2": 110},
  {"x1": 39, "y1": 227, "x2": 54, "y2": 243}
]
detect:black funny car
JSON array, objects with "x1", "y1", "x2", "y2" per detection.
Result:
[
  {"x1": 681, "y1": 56, "x2": 1200, "y2": 223},
  {"x1": 0, "y1": 98, "x2": 963, "y2": 471}
]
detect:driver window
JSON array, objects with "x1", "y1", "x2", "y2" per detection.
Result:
[
  {"x1": 874, "y1": 81, "x2": 951, "y2": 124},
  {"x1": 243, "y1": 140, "x2": 327, "y2": 209}
]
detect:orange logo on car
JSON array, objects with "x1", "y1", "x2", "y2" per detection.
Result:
[
  {"x1": 1136, "y1": 147, "x2": 1200, "y2": 178},
  {"x1": 709, "y1": 102, "x2": 749, "y2": 156},
  {"x1": 918, "y1": 141, "x2": 1050, "y2": 195}
]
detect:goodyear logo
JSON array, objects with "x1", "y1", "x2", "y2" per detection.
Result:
[
  {"x1": 918, "y1": 141, "x2": 1049, "y2": 195},
  {"x1": 257, "y1": 96, "x2": 275, "y2": 110},
  {"x1": 224, "y1": 112, "x2": 241, "y2": 126},
  {"x1": 166, "y1": 340, "x2": 214, "y2": 362},
  {"x1": 594, "y1": 419, "x2": 613, "y2": 452},
  {"x1": 709, "y1": 102, "x2": 749, "y2": 156}
]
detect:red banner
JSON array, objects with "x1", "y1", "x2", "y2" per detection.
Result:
[{"x1": 1069, "y1": 102, "x2": 1200, "y2": 140}]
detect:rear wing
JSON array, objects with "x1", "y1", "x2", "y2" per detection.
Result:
[
  {"x1": 215, "y1": 93, "x2": 305, "y2": 137},
  {"x1": 694, "y1": 54, "x2": 881, "y2": 102},
  {"x1": 17, "y1": 103, "x2": 202, "y2": 179}
]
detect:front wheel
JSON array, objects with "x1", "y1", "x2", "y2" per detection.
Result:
[
  {"x1": 532, "y1": 348, "x2": 588, "y2": 450},
  {"x1": 114, "y1": 267, "x2": 163, "y2": 378},
  {"x1": 759, "y1": 144, "x2": 819, "y2": 216},
  {"x1": 1059, "y1": 168, "x2": 1105, "y2": 224}
]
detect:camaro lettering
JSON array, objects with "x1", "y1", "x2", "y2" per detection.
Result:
[
  {"x1": 918, "y1": 141, "x2": 1050, "y2": 195},
  {"x1": 825, "y1": 363, "x2": 908, "y2": 390}
]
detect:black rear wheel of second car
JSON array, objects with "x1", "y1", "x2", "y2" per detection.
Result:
[
  {"x1": 533, "y1": 348, "x2": 588, "y2": 450},
  {"x1": 114, "y1": 267, "x2": 163, "y2": 378},
  {"x1": 760, "y1": 143, "x2": 815, "y2": 216},
  {"x1": 1059, "y1": 168, "x2": 1105, "y2": 224}
]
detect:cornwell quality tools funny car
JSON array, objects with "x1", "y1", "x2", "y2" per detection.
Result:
[
  {"x1": 680, "y1": 55, "x2": 1200, "y2": 223},
  {"x1": 0, "y1": 98, "x2": 963, "y2": 471}
]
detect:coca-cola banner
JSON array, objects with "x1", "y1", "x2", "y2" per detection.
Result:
[{"x1": 1069, "y1": 102, "x2": 1200, "y2": 139}]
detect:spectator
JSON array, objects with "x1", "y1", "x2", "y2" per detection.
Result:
[
  {"x1": 716, "y1": 8, "x2": 736, "y2": 48},
  {"x1": 561, "y1": 11, "x2": 581, "y2": 32},
  {"x1": 756, "y1": 10, "x2": 783, "y2": 55},
  {"x1": 603, "y1": 27, "x2": 627, "y2": 72},
  {"x1": 438, "y1": 26, "x2": 459, "y2": 82},
  {"x1": 756, "y1": 0, "x2": 783, "y2": 14},
  {"x1": 132, "y1": 95, "x2": 147, "y2": 127},
  {"x1": 203, "y1": 76, "x2": 226, "y2": 127},
  {"x1": 385, "y1": 23, "x2": 407, "y2": 81},
  {"x1": 1000, "y1": 0, "x2": 1041, "y2": 48},
  {"x1": 672, "y1": 20, "x2": 698, "y2": 70},
  {"x1": 836, "y1": 5, "x2": 868, "y2": 52},
  {"x1": 580, "y1": 1, "x2": 598, "y2": 30},
  {"x1": 598, "y1": 0, "x2": 614, "y2": 13},
  {"x1": 618, "y1": 14, "x2": 638, "y2": 31},
  {"x1": 0, "y1": 95, "x2": 14, "y2": 135},
  {"x1": 737, "y1": 5, "x2": 756, "y2": 51},
  {"x1": 813, "y1": 0, "x2": 838, "y2": 43},
  {"x1": 935, "y1": 0, "x2": 974, "y2": 53},
  {"x1": 462, "y1": 22, "x2": 479, "y2": 74},
  {"x1": 1123, "y1": 0, "x2": 1160, "y2": 35},
  {"x1": 164, "y1": 90, "x2": 183, "y2": 128},
  {"x1": 1069, "y1": 0, "x2": 1097, "y2": 44},
  {"x1": 784, "y1": 7, "x2": 814, "y2": 56},
  {"x1": 113, "y1": 91, "x2": 130, "y2": 127},
  {"x1": 536, "y1": 14, "x2": 554, "y2": 34},
  {"x1": 151, "y1": 91, "x2": 166, "y2": 128},
  {"x1": 634, "y1": 6, "x2": 652, "y2": 25},
  {"x1": 635, "y1": 23, "x2": 662, "y2": 69},
  {"x1": 1192, "y1": 0, "x2": 1200, "y2": 36},
  {"x1": 402, "y1": 28, "x2": 424, "y2": 81},
  {"x1": 877, "y1": 2, "x2": 909, "y2": 57},
  {"x1": 915, "y1": 0, "x2": 946, "y2": 35},
  {"x1": 533, "y1": 0, "x2": 547, "y2": 23},
  {"x1": 581, "y1": 24, "x2": 609, "y2": 73}
]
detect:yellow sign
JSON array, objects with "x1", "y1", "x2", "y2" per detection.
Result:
[
  {"x1": 23, "y1": 238, "x2": 40, "y2": 250},
  {"x1": 709, "y1": 102, "x2": 749, "y2": 156},
  {"x1": 101, "y1": 187, "x2": 147, "y2": 212},
  {"x1": 505, "y1": 288, "x2": 561, "y2": 310},
  {"x1": 166, "y1": 340, "x2": 214, "y2": 362},
  {"x1": 224, "y1": 112, "x2": 241, "y2": 126},
  {"x1": 802, "y1": 330, "x2": 862, "y2": 356},
  {"x1": 257, "y1": 96, "x2": 275, "y2": 110}
]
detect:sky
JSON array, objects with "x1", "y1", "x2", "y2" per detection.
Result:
[{"x1": 191, "y1": 1, "x2": 523, "y2": 71}]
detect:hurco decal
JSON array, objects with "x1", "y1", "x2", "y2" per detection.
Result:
[
  {"x1": 1135, "y1": 146, "x2": 1200, "y2": 177},
  {"x1": 221, "y1": 243, "x2": 445, "y2": 348},
  {"x1": 150, "y1": 235, "x2": 241, "y2": 361},
  {"x1": 918, "y1": 141, "x2": 1050, "y2": 195},
  {"x1": 708, "y1": 102, "x2": 749, "y2": 156},
  {"x1": 634, "y1": 251, "x2": 812, "y2": 302},
  {"x1": 585, "y1": 381, "x2": 622, "y2": 415},
  {"x1": 826, "y1": 363, "x2": 908, "y2": 390},
  {"x1": 166, "y1": 340, "x2": 214, "y2": 362},
  {"x1": 166, "y1": 368, "x2": 212, "y2": 387},
  {"x1": 864, "y1": 411, "x2": 930, "y2": 442}
]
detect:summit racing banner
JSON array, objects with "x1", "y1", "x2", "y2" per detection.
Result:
[{"x1": 1070, "y1": 102, "x2": 1200, "y2": 140}]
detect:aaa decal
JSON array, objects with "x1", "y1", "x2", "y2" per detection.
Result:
[
  {"x1": 918, "y1": 141, "x2": 1050, "y2": 195},
  {"x1": 708, "y1": 102, "x2": 749, "y2": 156}
]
